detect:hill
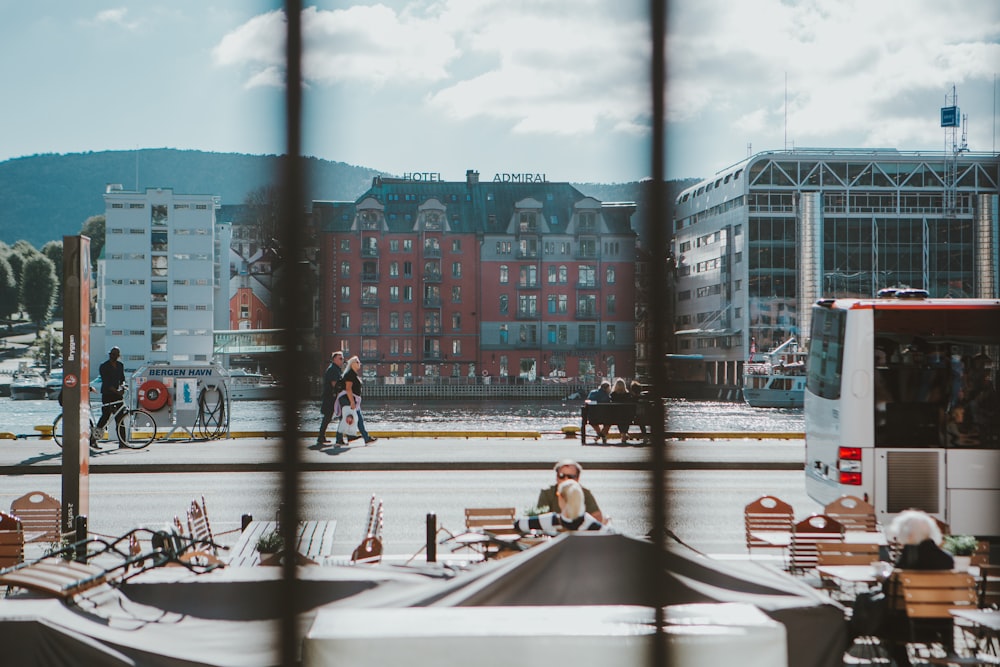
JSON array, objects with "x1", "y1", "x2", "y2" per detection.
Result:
[
  {"x1": 0, "y1": 149, "x2": 383, "y2": 248},
  {"x1": 0, "y1": 149, "x2": 700, "y2": 249}
]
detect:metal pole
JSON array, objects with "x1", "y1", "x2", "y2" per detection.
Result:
[
  {"x1": 74, "y1": 515, "x2": 88, "y2": 563},
  {"x1": 426, "y1": 513, "x2": 437, "y2": 563}
]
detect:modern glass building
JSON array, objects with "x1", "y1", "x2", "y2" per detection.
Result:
[{"x1": 672, "y1": 149, "x2": 999, "y2": 384}]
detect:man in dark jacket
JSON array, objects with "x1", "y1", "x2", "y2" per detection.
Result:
[
  {"x1": 315, "y1": 351, "x2": 344, "y2": 445},
  {"x1": 93, "y1": 346, "x2": 126, "y2": 447}
]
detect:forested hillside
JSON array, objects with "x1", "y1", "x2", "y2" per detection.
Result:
[{"x1": 0, "y1": 148, "x2": 700, "y2": 249}]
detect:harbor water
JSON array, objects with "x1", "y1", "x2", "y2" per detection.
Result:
[{"x1": 1, "y1": 397, "x2": 803, "y2": 437}]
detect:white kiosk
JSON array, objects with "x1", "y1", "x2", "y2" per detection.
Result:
[{"x1": 131, "y1": 363, "x2": 231, "y2": 439}]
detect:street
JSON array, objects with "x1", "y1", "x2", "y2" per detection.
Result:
[{"x1": 2, "y1": 467, "x2": 820, "y2": 561}]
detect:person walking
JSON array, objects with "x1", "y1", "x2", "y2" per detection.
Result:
[
  {"x1": 93, "y1": 346, "x2": 126, "y2": 448},
  {"x1": 315, "y1": 351, "x2": 344, "y2": 446},
  {"x1": 336, "y1": 355, "x2": 377, "y2": 445}
]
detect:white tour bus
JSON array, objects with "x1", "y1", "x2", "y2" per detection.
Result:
[{"x1": 804, "y1": 289, "x2": 1000, "y2": 537}]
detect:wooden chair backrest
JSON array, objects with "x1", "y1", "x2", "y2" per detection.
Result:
[
  {"x1": 744, "y1": 495, "x2": 794, "y2": 549},
  {"x1": 10, "y1": 491, "x2": 62, "y2": 543},
  {"x1": 186, "y1": 496, "x2": 217, "y2": 555},
  {"x1": 0, "y1": 559, "x2": 109, "y2": 598},
  {"x1": 824, "y1": 495, "x2": 878, "y2": 532},
  {"x1": 816, "y1": 541, "x2": 881, "y2": 566},
  {"x1": 0, "y1": 512, "x2": 25, "y2": 569},
  {"x1": 789, "y1": 514, "x2": 844, "y2": 573},
  {"x1": 351, "y1": 536, "x2": 382, "y2": 565},
  {"x1": 970, "y1": 540, "x2": 990, "y2": 567},
  {"x1": 465, "y1": 507, "x2": 518, "y2": 536},
  {"x1": 894, "y1": 570, "x2": 977, "y2": 619}
]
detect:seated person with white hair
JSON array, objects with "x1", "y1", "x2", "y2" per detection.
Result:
[
  {"x1": 889, "y1": 509, "x2": 953, "y2": 570},
  {"x1": 515, "y1": 479, "x2": 611, "y2": 535}
]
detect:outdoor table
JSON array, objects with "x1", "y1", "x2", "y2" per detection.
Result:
[
  {"x1": 949, "y1": 608, "x2": 1000, "y2": 657},
  {"x1": 228, "y1": 520, "x2": 337, "y2": 567},
  {"x1": 749, "y1": 530, "x2": 887, "y2": 548}
]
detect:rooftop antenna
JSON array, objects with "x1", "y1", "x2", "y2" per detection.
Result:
[
  {"x1": 784, "y1": 72, "x2": 788, "y2": 151},
  {"x1": 747, "y1": 142, "x2": 752, "y2": 157}
]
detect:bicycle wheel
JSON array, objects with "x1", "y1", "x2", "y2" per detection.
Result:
[
  {"x1": 52, "y1": 414, "x2": 63, "y2": 448},
  {"x1": 117, "y1": 409, "x2": 157, "y2": 449}
]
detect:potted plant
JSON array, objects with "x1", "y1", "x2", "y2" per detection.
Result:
[
  {"x1": 942, "y1": 534, "x2": 978, "y2": 570},
  {"x1": 256, "y1": 531, "x2": 284, "y2": 555}
]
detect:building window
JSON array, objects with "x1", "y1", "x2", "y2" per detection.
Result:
[
  {"x1": 390, "y1": 312, "x2": 399, "y2": 330},
  {"x1": 452, "y1": 340, "x2": 461, "y2": 355},
  {"x1": 403, "y1": 286, "x2": 412, "y2": 302},
  {"x1": 340, "y1": 313, "x2": 350, "y2": 329},
  {"x1": 340, "y1": 239, "x2": 350, "y2": 251},
  {"x1": 452, "y1": 239, "x2": 461, "y2": 252},
  {"x1": 403, "y1": 261, "x2": 412, "y2": 277},
  {"x1": 452, "y1": 286, "x2": 461, "y2": 302},
  {"x1": 341, "y1": 261, "x2": 350, "y2": 278},
  {"x1": 452, "y1": 262, "x2": 462, "y2": 278},
  {"x1": 606, "y1": 266, "x2": 615, "y2": 284},
  {"x1": 390, "y1": 239, "x2": 399, "y2": 252},
  {"x1": 499, "y1": 265, "x2": 508, "y2": 284},
  {"x1": 499, "y1": 295, "x2": 508, "y2": 314},
  {"x1": 499, "y1": 324, "x2": 508, "y2": 344},
  {"x1": 390, "y1": 285, "x2": 400, "y2": 302},
  {"x1": 452, "y1": 313, "x2": 461, "y2": 329},
  {"x1": 606, "y1": 294, "x2": 616, "y2": 314},
  {"x1": 341, "y1": 285, "x2": 350, "y2": 300},
  {"x1": 389, "y1": 262, "x2": 399, "y2": 277},
  {"x1": 606, "y1": 325, "x2": 616, "y2": 344},
  {"x1": 579, "y1": 325, "x2": 596, "y2": 345},
  {"x1": 403, "y1": 240, "x2": 412, "y2": 251},
  {"x1": 403, "y1": 312, "x2": 413, "y2": 330}
]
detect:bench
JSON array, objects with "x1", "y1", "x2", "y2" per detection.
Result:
[{"x1": 580, "y1": 401, "x2": 637, "y2": 445}]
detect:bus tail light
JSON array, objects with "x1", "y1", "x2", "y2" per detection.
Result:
[{"x1": 837, "y1": 447, "x2": 863, "y2": 485}]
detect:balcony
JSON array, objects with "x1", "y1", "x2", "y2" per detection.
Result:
[
  {"x1": 422, "y1": 351, "x2": 442, "y2": 361},
  {"x1": 516, "y1": 282, "x2": 540, "y2": 290},
  {"x1": 361, "y1": 247, "x2": 379, "y2": 258},
  {"x1": 576, "y1": 281, "x2": 598, "y2": 290},
  {"x1": 361, "y1": 272, "x2": 380, "y2": 282},
  {"x1": 515, "y1": 309, "x2": 539, "y2": 320},
  {"x1": 361, "y1": 325, "x2": 378, "y2": 334},
  {"x1": 423, "y1": 325, "x2": 442, "y2": 334},
  {"x1": 423, "y1": 298, "x2": 442, "y2": 308},
  {"x1": 575, "y1": 311, "x2": 600, "y2": 320},
  {"x1": 423, "y1": 272, "x2": 442, "y2": 283},
  {"x1": 361, "y1": 296, "x2": 380, "y2": 307},
  {"x1": 422, "y1": 246, "x2": 442, "y2": 258}
]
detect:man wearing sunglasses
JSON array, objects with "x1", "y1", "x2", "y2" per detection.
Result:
[{"x1": 534, "y1": 458, "x2": 604, "y2": 523}]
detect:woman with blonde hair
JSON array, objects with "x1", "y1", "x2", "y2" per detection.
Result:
[
  {"x1": 334, "y1": 355, "x2": 378, "y2": 445},
  {"x1": 514, "y1": 479, "x2": 610, "y2": 535}
]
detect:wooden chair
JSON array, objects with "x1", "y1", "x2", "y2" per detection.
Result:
[
  {"x1": 824, "y1": 495, "x2": 878, "y2": 532},
  {"x1": 891, "y1": 570, "x2": 979, "y2": 662},
  {"x1": 744, "y1": 495, "x2": 794, "y2": 553},
  {"x1": 351, "y1": 495, "x2": 384, "y2": 565},
  {"x1": 816, "y1": 541, "x2": 881, "y2": 599},
  {"x1": 0, "y1": 559, "x2": 109, "y2": 599},
  {"x1": 185, "y1": 496, "x2": 219, "y2": 557},
  {"x1": 0, "y1": 512, "x2": 25, "y2": 570},
  {"x1": 464, "y1": 507, "x2": 519, "y2": 559},
  {"x1": 10, "y1": 491, "x2": 62, "y2": 543},
  {"x1": 789, "y1": 514, "x2": 844, "y2": 574}
]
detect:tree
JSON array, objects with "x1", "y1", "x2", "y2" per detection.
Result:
[
  {"x1": 0, "y1": 255, "x2": 17, "y2": 323},
  {"x1": 80, "y1": 215, "x2": 106, "y2": 269},
  {"x1": 238, "y1": 185, "x2": 283, "y2": 246},
  {"x1": 41, "y1": 240, "x2": 64, "y2": 317},
  {"x1": 21, "y1": 254, "x2": 57, "y2": 335}
]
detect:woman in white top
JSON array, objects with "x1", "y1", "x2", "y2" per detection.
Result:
[{"x1": 515, "y1": 479, "x2": 611, "y2": 535}]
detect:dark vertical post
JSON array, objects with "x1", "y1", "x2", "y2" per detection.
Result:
[
  {"x1": 74, "y1": 515, "x2": 88, "y2": 563},
  {"x1": 242, "y1": 514, "x2": 253, "y2": 531},
  {"x1": 61, "y1": 235, "x2": 91, "y2": 540},
  {"x1": 426, "y1": 513, "x2": 437, "y2": 563},
  {"x1": 648, "y1": 1, "x2": 670, "y2": 664},
  {"x1": 279, "y1": 3, "x2": 306, "y2": 667}
]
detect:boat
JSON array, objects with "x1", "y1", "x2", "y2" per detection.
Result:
[
  {"x1": 45, "y1": 368, "x2": 64, "y2": 399},
  {"x1": 225, "y1": 368, "x2": 283, "y2": 400},
  {"x1": 742, "y1": 337, "x2": 807, "y2": 408},
  {"x1": 10, "y1": 368, "x2": 48, "y2": 400}
]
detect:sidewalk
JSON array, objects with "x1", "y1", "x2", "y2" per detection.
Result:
[{"x1": 0, "y1": 431, "x2": 805, "y2": 475}]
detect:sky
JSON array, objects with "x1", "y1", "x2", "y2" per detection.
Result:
[{"x1": 1, "y1": 0, "x2": 998, "y2": 184}]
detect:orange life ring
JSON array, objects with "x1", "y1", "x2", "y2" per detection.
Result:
[{"x1": 138, "y1": 380, "x2": 170, "y2": 411}]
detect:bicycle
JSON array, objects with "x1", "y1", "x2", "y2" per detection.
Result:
[{"x1": 52, "y1": 385, "x2": 157, "y2": 450}]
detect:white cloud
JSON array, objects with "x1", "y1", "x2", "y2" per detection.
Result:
[{"x1": 85, "y1": 7, "x2": 141, "y2": 30}]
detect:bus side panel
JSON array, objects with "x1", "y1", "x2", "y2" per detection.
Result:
[
  {"x1": 947, "y1": 449, "x2": 1000, "y2": 535},
  {"x1": 873, "y1": 449, "x2": 946, "y2": 526}
]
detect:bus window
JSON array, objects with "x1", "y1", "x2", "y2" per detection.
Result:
[{"x1": 806, "y1": 307, "x2": 845, "y2": 400}]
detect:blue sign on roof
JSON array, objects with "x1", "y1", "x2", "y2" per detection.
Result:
[{"x1": 940, "y1": 106, "x2": 960, "y2": 128}]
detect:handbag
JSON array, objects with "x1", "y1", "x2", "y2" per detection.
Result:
[{"x1": 338, "y1": 406, "x2": 360, "y2": 438}]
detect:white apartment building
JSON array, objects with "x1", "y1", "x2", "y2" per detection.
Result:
[{"x1": 98, "y1": 186, "x2": 226, "y2": 372}]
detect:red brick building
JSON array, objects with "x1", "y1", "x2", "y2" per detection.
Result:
[{"x1": 313, "y1": 170, "x2": 637, "y2": 385}]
